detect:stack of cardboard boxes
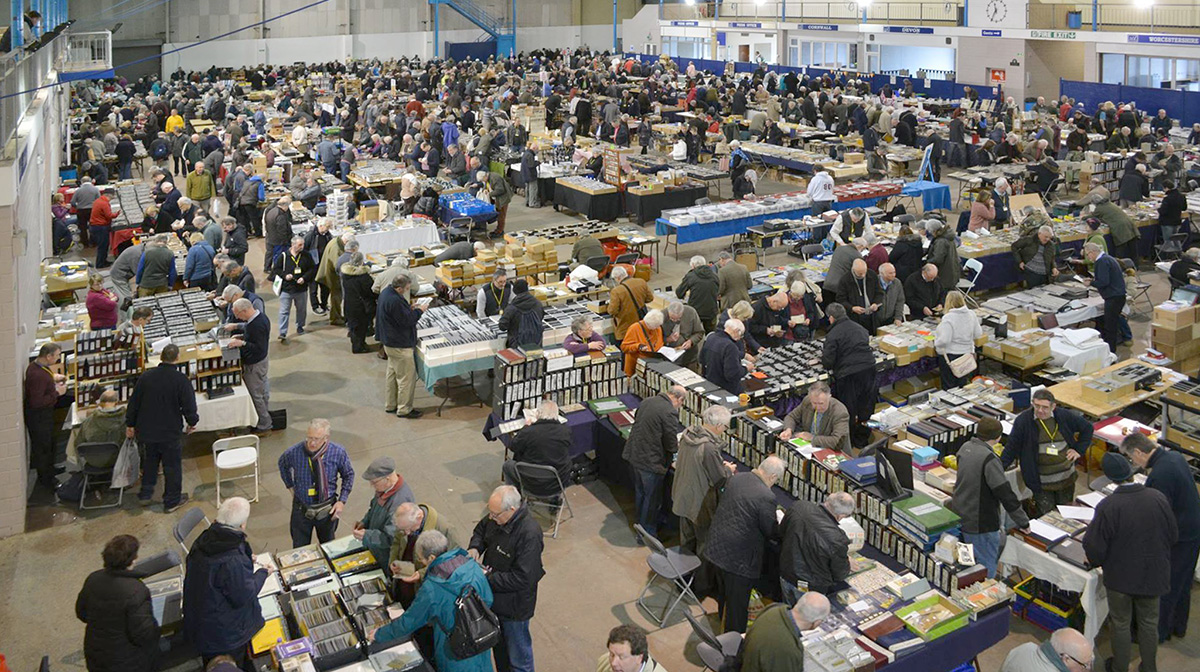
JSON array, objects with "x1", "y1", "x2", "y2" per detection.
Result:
[{"x1": 1151, "y1": 300, "x2": 1200, "y2": 372}]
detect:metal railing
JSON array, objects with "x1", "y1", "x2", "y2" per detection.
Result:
[
  {"x1": 1, "y1": 32, "x2": 66, "y2": 161},
  {"x1": 661, "y1": 1, "x2": 962, "y2": 25},
  {"x1": 1028, "y1": 3, "x2": 1200, "y2": 34},
  {"x1": 435, "y1": 0, "x2": 512, "y2": 35}
]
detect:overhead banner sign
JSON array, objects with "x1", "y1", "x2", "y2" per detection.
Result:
[
  {"x1": 728, "y1": 21, "x2": 763, "y2": 29},
  {"x1": 716, "y1": 31, "x2": 726, "y2": 46},
  {"x1": 1127, "y1": 34, "x2": 1200, "y2": 45},
  {"x1": 884, "y1": 26, "x2": 933, "y2": 34},
  {"x1": 670, "y1": 20, "x2": 699, "y2": 27},
  {"x1": 798, "y1": 24, "x2": 838, "y2": 31},
  {"x1": 1029, "y1": 30, "x2": 1077, "y2": 39},
  {"x1": 982, "y1": 29, "x2": 1002, "y2": 37}
]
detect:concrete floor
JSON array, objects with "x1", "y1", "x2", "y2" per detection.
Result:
[{"x1": 3, "y1": 178, "x2": 1199, "y2": 672}]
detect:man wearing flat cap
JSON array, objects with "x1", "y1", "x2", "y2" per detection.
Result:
[{"x1": 353, "y1": 456, "x2": 416, "y2": 567}]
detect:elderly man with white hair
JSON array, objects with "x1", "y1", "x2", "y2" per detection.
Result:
[
  {"x1": 875, "y1": 262, "x2": 905, "y2": 328},
  {"x1": 701, "y1": 317, "x2": 751, "y2": 394},
  {"x1": 182, "y1": 497, "x2": 269, "y2": 670},
  {"x1": 1001, "y1": 628, "x2": 1094, "y2": 672},
  {"x1": 504, "y1": 398, "x2": 573, "y2": 489},
  {"x1": 673, "y1": 405, "x2": 736, "y2": 553},
  {"x1": 780, "y1": 380, "x2": 850, "y2": 452},
  {"x1": 468, "y1": 485, "x2": 546, "y2": 672},
  {"x1": 741, "y1": 592, "x2": 831, "y2": 670},
  {"x1": 663, "y1": 300, "x2": 706, "y2": 367},
  {"x1": 749, "y1": 290, "x2": 792, "y2": 348},
  {"x1": 388, "y1": 501, "x2": 460, "y2": 592},
  {"x1": 278, "y1": 418, "x2": 355, "y2": 547},
  {"x1": 704, "y1": 455, "x2": 786, "y2": 633},
  {"x1": 836, "y1": 258, "x2": 880, "y2": 332},
  {"x1": 226, "y1": 297, "x2": 273, "y2": 434},
  {"x1": 676, "y1": 254, "x2": 720, "y2": 329},
  {"x1": 780, "y1": 491, "x2": 856, "y2": 602},
  {"x1": 716, "y1": 250, "x2": 752, "y2": 310}
]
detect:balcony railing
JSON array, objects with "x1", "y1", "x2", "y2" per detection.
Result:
[
  {"x1": 1028, "y1": 3, "x2": 1200, "y2": 34},
  {"x1": 661, "y1": 1, "x2": 963, "y2": 25},
  {"x1": 1, "y1": 34, "x2": 66, "y2": 160}
]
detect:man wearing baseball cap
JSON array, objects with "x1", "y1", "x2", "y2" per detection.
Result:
[{"x1": 353, "y1": 457, "x2": 416, "y2": 567}]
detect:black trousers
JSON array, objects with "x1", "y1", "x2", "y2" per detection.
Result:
[
  {"x1": 833, "y1": 367, "x2": 876, "y2": 448},
  {"x1": 938, "y1": 355, "x2": 975, "y2": 391},
  {"x1": 309, "y1": 279, "x2": 329, "y2": 311},
  {"x1": 1102, "y1": 295, "x2": 1126, "y2": 353},
  {"x1": 716, "y1": 567, "x2": 755, "y2": 634},
  {"x1": 24, "y1": 407, "x2": 56, "y2": 486},
  {"x1": 76, "y1": 208, "x2": 92, "y2": 246},
  {"x1": 1161, "y1": 539, "x2": 1200, "y2": 640},
  {"x1": 1114, "y1": 239, "x2": 1139, "y2": 267},
  {"x1": 289, "y1": 500, "x2": 339, "y2": 548}
]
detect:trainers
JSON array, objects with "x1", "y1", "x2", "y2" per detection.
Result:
[
  {"x1": 279, "y1": 335, "x2": 288, "y2": 343},
  {"x1": 296, "y1": 328, "x2": 305, "y2": 335},
  {"x1": 399, "y1": 409, "x2": 423, "y2": 419},
  {"x1": 164, "y1": 494, "x2": 190, "y2": 513},
  {"x1": 138, "y1": 496, "x2": 154, "y2": 507},
  {"x1": 313, "y1": 307, "x2": 327, "y2": 315}
]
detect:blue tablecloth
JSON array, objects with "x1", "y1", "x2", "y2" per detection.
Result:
[
  {"x1": 742, "y1": 150, "x2": 816, "y2": 174},
  {"x1": 654, "y1": 195, "x2": 881, "y2": 245},
  {"x1": 903, "y1": 180, "x2": 953, "y2": 212},
  {"x1": 415, "y1": 352, "x2": 493, "y2": 393}
]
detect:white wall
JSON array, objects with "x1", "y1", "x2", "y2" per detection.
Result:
[
  {"x1": 879, "y1": 45, "x2": 955, "y2": 75},
  {"x1": 956, "y1": 37, "x2": 1026, "y2": 101},
  {"x1": 622, "y1": 5, "x2": 663, "y2": 56}
]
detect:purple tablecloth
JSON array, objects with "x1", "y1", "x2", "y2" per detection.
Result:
[
  {"x1": 480, "y1": 394, "x2": 643, "y2": 463},
  {"x1": 971, "y1": 223, "x2": 1159, "y2": 292}
]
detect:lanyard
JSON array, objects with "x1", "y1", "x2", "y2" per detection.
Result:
[
  {"x1": 291, "y1": 254, "x2": 302, "y2": 269},
  {"x1": 1037, "y1": 418, "x2": 1059, "y2": 441}
]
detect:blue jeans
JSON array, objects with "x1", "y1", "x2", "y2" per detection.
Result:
[
  {"x1": 632, "y1": 467, "x2": 665, "y2": 538},
  {"x1": 90, "y1": 225, "x2": 110, "y2": 267},
  {"x1": 119, "y1": 160, "x2": 132, "y2": 180},
  {"x1": 494, "y1": 619, "x2": 534, "y2": 672},
  {"x1": 963, "y1": 530, "x2": 1004, "y2": 579},
  {"x1": 279, "y1": 290, "x2": 308, "y2": 336}
]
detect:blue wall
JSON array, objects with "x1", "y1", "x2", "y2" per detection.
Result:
[
  {"x1": 1060, "y1": 79, "x2": 1200, "y2": 125},
  {"x1": 631, "y1": 53, "x2": 994, "y2": 101}
]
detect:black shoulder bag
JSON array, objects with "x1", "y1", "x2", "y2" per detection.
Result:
[{"x1": 431, "y1": 582, "x2": 501, "y2": 660}]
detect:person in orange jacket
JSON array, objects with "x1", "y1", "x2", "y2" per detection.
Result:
[{"x1": 620, "y1": 309, "x2": 665, "y2": 377}]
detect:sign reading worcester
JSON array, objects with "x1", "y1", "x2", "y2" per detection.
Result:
[{"x1": 1127, "y1": 34, "x2": 1200, "y2": 46}]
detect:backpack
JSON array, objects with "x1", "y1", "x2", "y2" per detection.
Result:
[
  {"x1": 152, "y1": 141, "x2": 169, "y2": 160},
  {"x1": 432, "y1": 583, "x2": 501, "y2": 660}
]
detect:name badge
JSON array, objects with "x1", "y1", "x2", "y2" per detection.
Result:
[
  {"x1": 1041, "y1": 441, "x2": 1067, "y2": 456},
  {"x1": 308, "y1": 487, "x2": 317, "y2": 497}
]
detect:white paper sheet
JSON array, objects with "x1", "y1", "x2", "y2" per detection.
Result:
[
  {"x1": 657, "y1": 346, "x2": 685, "y2": 362},
  {"x1": 1029, "y1": 519, "x2": 1069, "y2": 542},
  {"x1": 1057, "y1": 505, "x2": 1096, "y2": 522},
  {"x1": 1078, "y1": 491, "x2": 1107, "y2": 508}
]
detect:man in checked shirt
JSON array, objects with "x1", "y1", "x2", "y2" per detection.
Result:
[{"x1": 278, "y1": 418, "x2": 356, "y2": 547}]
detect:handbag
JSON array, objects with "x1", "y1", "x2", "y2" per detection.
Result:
[
  {"x1": 947, "y1": 352, "x2": 977, "y2": 378},
  {"x1": 111, "y1": 438, "x2": 141, "y2": 490},
  {"x1": 432, "y1": 582, "x2": 501, "y2": 660}
]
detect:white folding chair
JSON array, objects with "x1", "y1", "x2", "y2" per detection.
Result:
[
  {"x1": 213, "y1": 435, "x2": 260, "y2": 505},
  {"x1": 957, "y1": 257, "x2": 984, "y2": 306}
]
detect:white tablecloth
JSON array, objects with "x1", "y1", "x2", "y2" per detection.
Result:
[
  {"x1": 352, "y1": 225, "x2": 440, "y2": 255},
  {"x1": 69, "y1": 383, "x2": 258, "y2": 433},
  {"x1": 1048, "y1": 328, "x2": 1117, "y2": 374},
  {"x1": 999, "y1": 536, "x2": 1108, "y2": 643}
]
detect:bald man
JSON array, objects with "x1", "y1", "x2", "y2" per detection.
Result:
[
  {"x1": 836, "y1": 258, "x2": 880, "y2": 331},
  {"x1": 875, "y1": 262, "x2": 905, "y2": 329},
  {"x1": 1001, "y1": 628, "x2": 1093, "y2": 672},
  {"x1": 740, "y1": 592, "x2": 831, "y2": 672}
]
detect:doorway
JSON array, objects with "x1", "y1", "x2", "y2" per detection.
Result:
[{"x1": 739, "y1": 44, "x2": 750, "y2": 62}]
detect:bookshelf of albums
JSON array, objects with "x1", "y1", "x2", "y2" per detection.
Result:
[
  {"x1": 494, "y1": 347, "x2": 627, "y2": 420},
  {"x1": 74, "y1": 329, "x2": 145, "y2": 407}
]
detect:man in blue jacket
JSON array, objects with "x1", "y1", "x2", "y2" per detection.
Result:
[
  {"x1": 183, "y1": 497, "x2": 268, "y2": 671},
  {"x1": 1001, "y1": 388, "x2": 1093, "y2": 517},
  {"x1": 700, "y1": 318, "x2": 749, "y2": 394},
  {"x1": 376, "y1": 275, "x2": 431, "y2": 419},
  {"x1": 126, "y1": 344, "x2": 199, "y2": 512},
  {"x1": 1124, "y1": 432, "x2": 1200, "y2": 642},
  {"x1": 1084, "y1": 242, "x2": 1127, "y2": 353}
]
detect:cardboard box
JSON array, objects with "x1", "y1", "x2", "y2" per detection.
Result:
[
  {"x1": 1007, "y1": 309, "x2": 1038, "y2": 332},
  {"x1": 1152, "y1": 323, "x2": 1193, "y2": 346},
  {"x1": 1153, "y1": 302, "x2": 1196, "y2": 330},
  {"x1": 735, "y1": 253, "x2": 758, "y2": 271},
  {"x1": 1081, "y1": 377, "x2": 1135, "y2": 406}
]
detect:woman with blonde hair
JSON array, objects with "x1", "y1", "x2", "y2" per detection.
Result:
[
  {"x1": 969, "y1": 189, "x2": 996, "y2": 232},
  {"x1": 934, "y1": 290, "x2": 982, "y2": 390},
  {"x1": 717, "y1": 299, "x2": 761, "y2": 356}
]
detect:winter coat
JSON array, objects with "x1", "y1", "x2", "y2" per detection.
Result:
[
  {"x1": 468, "y1": 505, "x2": 545, "y2": 621},
  {"x1": 780, "y1": 500, "x2": 850, "y2": 594},
  {"x1": 927, "y1": 228, "x2": 961, "y2": 290},
  {"x1": 836, "y1": 270, "x2": 881, "y2": 332},
  {"x1": 672, "y1": 425, "x2": 731, "y2": 523},
  {"x1": 934, "y1": 306, "x2": 982, "y2": 356},
  {"x1": 263, "y1": 204, "x2": 293, "y2": 247},
  {"x1": 749, "y1": 296, "x2": 791, "y2": 348},
  {"x1": 272, "y1": 249, "x2": 316, "y2": 294},
  {"x1": 703, "y1": 471, "x2": 779, "y2": 579},
  {"x1": 905, "y1": 273, "x2": 945, "y2": 317},
  {"x1": 1084, "y1": 484, "x2": 1177, "y2": 596},
  {"x1": 608, "y1": 278, "x2": 653, "y2": 340},
  {"x1": 700, "y1": 329, "x2": 746, "y2": 394},
  {"x1": 1146, "y1": 448, "x2": 1200, "y2": 543},
  {"x1": 1001, "y1": 407, "x2": 1093, "y2": 494},
  {"x1": 1011, "y1": 233, "x2": 1058, "y2": 276},
  {"x1": 662, "y1": 304, "x2": 706, "y2": 367},
  {"x1": 889, "y1": 234, "x2": 924, "y2": 284},
  {"x1": 824, "y1": 244, "x2": 861, "y2": 295},
  {"x1": 498, "y1": 291, "x2": 545, "y2": 349},
  {"x1": 622, "y1": 392, "x2": 681, "y2": 475},
  {"x1": 373, "y1": 549, "x2": 496, "y2": 672},
  {"x1": 510, "y1": 419, "x2": 574, "y2": 486},
  {"x1": 783, "y1": 396, "x2": 850, "y2": 453},
  {"x1": 717, "y1": 261, "x2": 752, "y2": 310},
  {"x1": 676, "y1": 265, "x2": 720, "y2": 324},
  {"x1": 620, "y1": 319, "x2": 663, "y2": 377},
  {"x1": 1118, "y1": 171, "x2": 1149, "y2": 204},
  {"x1": 75, "y1": 568, "x2": 161, "y2": 672},
  {"x1": 950, "y1": 437, "x2": 1029, "y2": 535},
  {"x1": 340, "y1": 263, "x2": 376, "y2": 326},
  {"x1": 1092, "y1": 200, "x2": 1138, "y2": 247},
  {"x1": 388, "y1": 504, "x2": 461, "y2": 579},
  {"x1": 182, "y1": 523, "x2": 268, "y2": 655},
  {"x1": 821, "y1": 317, "x2": 875, "y2": 379},
  {"x1": 75, "y1": 405, "x2": 127, "y2": 448},
  {"x1": 358, "y1": 479, "x2": 415, "y2": 567},
  {"x1": 184, "y1": 241, "x2": 217, "y2": 285},
  {"x1": 315, "y1": 236, "x2": 345, "y2": 290}
]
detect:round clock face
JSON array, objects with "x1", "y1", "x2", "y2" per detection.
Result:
[{"x1": 987, "y1": 0, "x2": 1007, "y2": 22}]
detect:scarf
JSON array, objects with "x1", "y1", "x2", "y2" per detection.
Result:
[
  {"x1": 306, "y1": 443, "x2": 330, "y2": 501},
  {"x1": 377, "y1": 475, "x2": 406, "y2": 506}
]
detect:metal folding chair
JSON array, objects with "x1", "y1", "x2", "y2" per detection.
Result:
[
  {"x1": 1157, "y1": 231, "x2": 1188, "y2": 263},
  {"x1": 446, "y1": 216, "x2": 472, "y2": 244},
  {"x1": 634, "y1": 524, "x2": 703, "y2": 626},
  {"x1": 76, "y1": 442, "x2": 123, "y2": 511},
  {"x1": 213, "y1": 435, "x2": 260, "y2": 505},
  {"x1": 511, "y1": 462, "x2": 574, "y2": 538},
  {"x1": 172, "y1": 507, "x2": 210, "y2": 555},
  {"x1": 800, "y1": 243, "x2": 825, "y2": 260},
  {"x1": 684, "y1": 609, "x2": 743, "y2": 671},
  {"x1": 957, "y1": 257, "x2": 984, "y2": 307},
  {"x1": 1119, "y1": 257, "x2": 1155, "y2": 316}
]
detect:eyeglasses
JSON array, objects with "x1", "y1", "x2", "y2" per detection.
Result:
[{"x1": 1062, "y1": 653, "x2": 1093, "y2": 670}]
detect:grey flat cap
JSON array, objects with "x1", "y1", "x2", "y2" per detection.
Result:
[{"x1": 362, "y1": 456, "x2": 396, "y2": 480}]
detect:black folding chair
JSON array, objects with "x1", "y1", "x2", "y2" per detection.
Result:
[{"x1": 76, "y1": 442, "x2": 123, "y2": 510}]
